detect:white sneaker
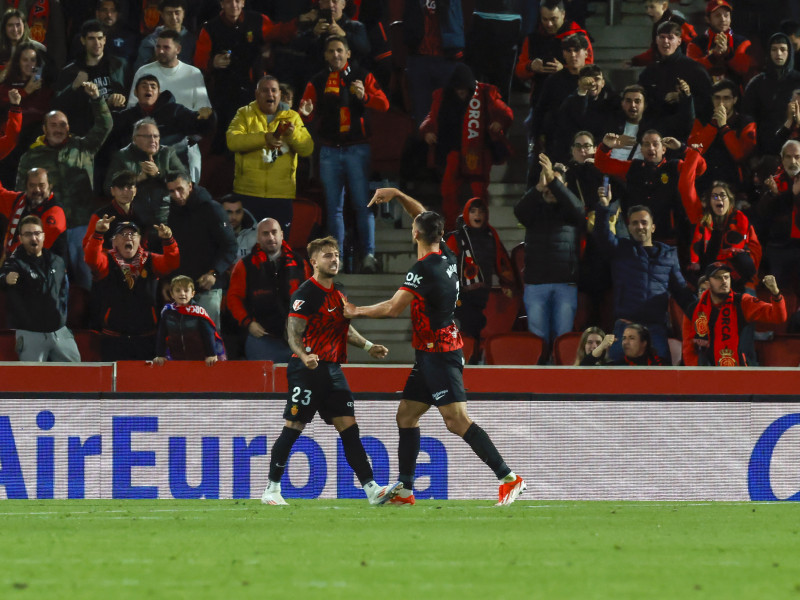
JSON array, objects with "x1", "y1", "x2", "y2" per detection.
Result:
[
  {"x1": 368, "y1": 481, "x2": 404, "y2": 505},
  {"x1": 261, "y1": 487, "x2": 289, "y2": 505}
]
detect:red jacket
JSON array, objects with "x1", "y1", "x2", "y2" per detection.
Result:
[
  {"x1": 83, "y1": 232, "x2": 179, "y2": 279},
  {"x1": 0, "y1": 105, "x2": 21, "y2": 159},
  {"x1": 687, "y1": 117, "x2": 756, "y2": 163}
]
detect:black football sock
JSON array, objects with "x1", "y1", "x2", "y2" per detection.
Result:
[
  {"x1": 339, "y1": 424, "x2": 374, "y2": 486},
  {"x1": 268, "y1": 426, "x2": 301, "y2": 482},
  {"x1": 398, "y1": 427, "x2": 420, "y2": 491},
  {"x1": 462, "y1": 423, "x2": 511, "y2": 479}
]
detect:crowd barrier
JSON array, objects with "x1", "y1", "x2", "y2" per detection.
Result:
[{"x1": 1, "y1": 363, "x2": 799, "y2": 501}]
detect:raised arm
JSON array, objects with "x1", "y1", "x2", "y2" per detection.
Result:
[
  {"x1": 343, "y1": 288, "x2": 414, "y2": 319},
  {"x1": 368, "y1": 188, "x2": 426, "y2": 219}
]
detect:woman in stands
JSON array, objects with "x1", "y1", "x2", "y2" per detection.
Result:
[
  {"x1": 687, "y1": 180, "x2": 761, "y2": 294},
  {"x1": 573, "y1": 325, "x2": 605, "y2": 365},
  {"x1": 0, "y1": 9, "x2": 45, "y2": 78},
  {"x1": 0, "y1": 41, "x2": 52, "y2": 154}
]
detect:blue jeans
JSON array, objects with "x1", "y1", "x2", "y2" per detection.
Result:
[
  {"x1": 245, "y1": 334, "x2": 292, "y2": 363},
  {"x1": 319, "y1": 144, "x2": 374, "y2": 256},
  {"x1": 523, "y1": 283, "x2": 577, "y2": 345},
  {"x1": 607, "y1": 319, "x2": 669, "y2": 364}
]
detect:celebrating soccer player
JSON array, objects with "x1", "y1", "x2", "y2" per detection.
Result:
[
  {"x1": 261, "y1": 236, "x2": 402, "y2": 506},
  {"x1": 343, "y1": 189, "x2": 526, "y2": 506}
]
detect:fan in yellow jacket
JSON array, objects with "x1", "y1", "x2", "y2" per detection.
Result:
[{"x1": 226, "y1": 76, "x2": 314, "y2": 235}]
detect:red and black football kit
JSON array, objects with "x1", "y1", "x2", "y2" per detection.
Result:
[
  {"x1": 399, "y1": 243, "x2": 467, "y2": 406},
  {"x1": 283, "y1": 276, "x2": 354, "y2": 424}
]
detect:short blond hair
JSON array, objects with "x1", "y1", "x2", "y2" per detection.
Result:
[{"x1": 170, "y1": 274, "x2": 195, "y2": 292}]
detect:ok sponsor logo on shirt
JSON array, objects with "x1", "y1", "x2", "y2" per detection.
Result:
[{"x1": 405, "y1": 272, "x2": 422, "y2": 288}]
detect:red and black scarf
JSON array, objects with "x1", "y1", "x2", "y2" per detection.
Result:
[
  {"x1": 1, "y1": 191, "x2": 27, "y2": 259},
  {"x1": 323, "y1": 63, "x2": 352, "y2": 134},
  {"x1": 162, "y1": 302, "x2": 227, "y2": 359},
  {"x1": 109, "y1": 246, "x2": 150, "y2": 289},
  {"x1": 692, "y1": 289, "x2": 743, "y2": 366},
  {"x1": 460, "y1": 86, "x2": 486, "y2": 177}
]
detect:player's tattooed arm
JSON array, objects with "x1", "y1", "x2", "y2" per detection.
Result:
[
  {"x1": 368, "y1": 187, "x2": 426, "y2": 218},
  {"x1": 347, "y1": 325, "x2": 389, "y2": 359},
  {"x1": 287, "y1": 316, "x2": 319, "y2": 369}
]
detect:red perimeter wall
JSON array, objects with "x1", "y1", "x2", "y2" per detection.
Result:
[{"x1": 1, "y1": 362, "x2": 800, "y2": 395}]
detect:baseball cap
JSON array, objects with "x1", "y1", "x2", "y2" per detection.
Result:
[
  {"x1": 706, "y1": 0, "x2": 732, "y2": 15},
  {"x1": 704, "y1": 261, "x2": 732, "y2": 278},
  {"x1": 113, "y1": 221, "x2": 141, "y2": 236}
]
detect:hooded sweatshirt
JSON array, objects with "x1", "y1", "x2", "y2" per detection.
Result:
[{"x1": 743, "y1": 32, "x2": 800, "y2": 154}]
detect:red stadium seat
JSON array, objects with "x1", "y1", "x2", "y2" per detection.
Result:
[
  {"x1": 0, "y1": 329, "x2": 17, "y2": 361},
  {"x1": 483, "y1": 332, "x2": 545, "y2": 365},
  {"x1": 756, "y1": 335, "x2": 800, "y2": 367},
  {"x1": 668, "y1": 337, "x2": 683, "y2": 366},
  {"x1": 67, "y1": 287, "x2": 91, "y2": 330},
  {"x1": 480, "y1": 288, "x2": 522, "y2": 340},
  {"x1": 553, "y1": 331, "x2": 582, "y2": 365},
  {"x1": 73, "y1": 329, "x2": 103, "y2": 362},
  {"x1": 288, "y1": 197, "x2": 322, "y2": 256}
]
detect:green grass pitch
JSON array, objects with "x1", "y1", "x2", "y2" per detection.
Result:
[{"x1": 1, "y1": 499, "x2": 799, "y2": 599}]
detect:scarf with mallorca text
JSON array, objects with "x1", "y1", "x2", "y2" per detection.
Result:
[
  {"x1": 161, "y1": 302, "x2": 227, "y2": 360},
  {"x1": 692, "y1": 288, "x2": 742, "y2": 366}
]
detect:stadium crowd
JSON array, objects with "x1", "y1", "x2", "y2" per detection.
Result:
[{"x1": 0, "y1": 0, "x2": 799, "y2": 367}]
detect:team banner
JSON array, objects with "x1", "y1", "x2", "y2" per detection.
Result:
[{"x1": 0, "y1": 398, "x2": 799, "y2": 501}]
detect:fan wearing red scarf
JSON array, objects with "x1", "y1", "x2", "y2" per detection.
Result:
[
  {"x1": 84, "y1": 218, "x2": 179, "y2": 361},
  {"x1": 692, "y1": 263, "x2": 786, "y2": 366},
  {"x1": 154, "y1": 275, "x2": 226, "y2": 366}
]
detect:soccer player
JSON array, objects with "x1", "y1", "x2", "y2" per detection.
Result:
[
  {"x1": 261, "y1": 236, "x2": 402, "y2": 506},
  {"x1": 343, "y1": 189, "x2": 526, "y2": 506}
]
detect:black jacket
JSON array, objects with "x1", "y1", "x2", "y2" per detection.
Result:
[
  {"x1": 155, "y1": 303, "x2": 217, "y2": 359},
  {"x1": 167, "y1": 184, "x2": 237, "y2": 286},
  {"x1": 514, "y1": 178, "x2": 585, "y2": 284},
  {"x1": 0, "y1": 247, "x2": 68, "y2": 332}
]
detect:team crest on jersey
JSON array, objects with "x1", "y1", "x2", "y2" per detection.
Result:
[{"x1": 293, "y1": 299, "x2": 305, "y2": 311}]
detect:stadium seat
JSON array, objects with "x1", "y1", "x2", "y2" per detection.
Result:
[
  {"x1": 0, "y1": 329, "x2": 17, "y2": 361},
  {"x1": 756, "y1": 334, "x2": 800, "y2": 367},
  {"x1": 288, "y1": 197, "x2": 322, "y2": 256},
  {"x1": 480, "y1": 288, "x2": 522, "y2": 340},
  {"x1": 483, "y1": 332, "x2": 544, "y2": 365},
  {"x1": 73, "y1": 329, "x2": 103, "y2": 362},
  {"x1": 553, "y1": 331, "x2": 582, "y2": 365},
  {"x1": 461, "y1": 335, "x2": 476, "y2": 363},
  {"x1": 67, "y1": 287, "x2": 91, "y2": 330},
  {"x1": 668, "y1": 297, "x2": 685, "y2": 340},
  {"x1": 668, "y1": 337, "x2": 683, "y2": 366}
]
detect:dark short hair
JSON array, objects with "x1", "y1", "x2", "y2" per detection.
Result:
[
  {"x1": 165, "y1": 171, "x2": 190, "y2": 184},
  {"x1": 18, "y1": 214, "x2": 42, "y2": 230},
  {"x1": 641, "y1": 128, "x2": 662, "y2": 140},
  {"x1": 579, "y1": 64, "x2": 603, "y2": 78},
  {"x1": 324, "y1": 35, "x2": 349, "y2": 51},
  {"x1": 561, "y1": 33, "x2": 589, "y2": 51},
  {"x1": 156, "y1": 28, "x2": 182, "y2": 44},
  {"x1": 622, "y1": 84, "x2": 646, "y2": 99},
  {"x1": 572, "y1": 130, "x2": 595, "y2": 144},
  {"x1": 219, "y1": 193, "x2": 241, "y2": 206},
  {"x1": 257, "y1": 75, "x2": 279, "y2": 89},
  {"x1": 540, "y1": 0, "x2": 565, "y2": 10},
  {"x1": 656, "y1": 20, "x2": 681, "y2": 37},
  {"x1": 781, "y1": 20, "x2": 800, "y2": 38},
  {"x1": 711, "y1": 79, "x2": 739, "y2": 97},
  {"x1": 80, "y1": 19, "x2": 105, "y2": 37},
  {"x1": 414, "y1": 211, "x2": 444, "y2": 245},
  {"x1": 159, "y1": 0, "x2": 187, "y2": 10},
  {"x1": 110, "y1": 169, "x2": 137, "y2": 188},
  {"x1": 96, "y1": 0, "x2": 119, "y2": 10},
  {"x1": 627, "y1": 204, "x2": 654, "y2": 220},
  {"x1": 135, "y1": 74, "x2": 160, "y2": 90},
  {"x1": 307, "y1": 236, "x2": 339, "y2": 259}
]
